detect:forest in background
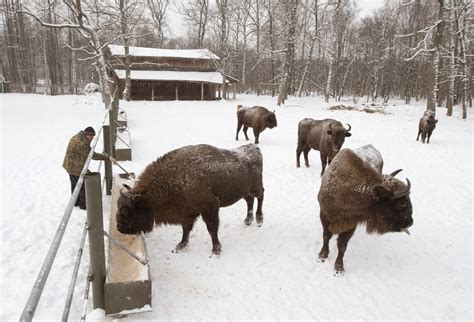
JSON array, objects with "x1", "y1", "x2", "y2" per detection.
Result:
[{"x1": 1, "y1": 0, "x2": 472, "y2": 117}]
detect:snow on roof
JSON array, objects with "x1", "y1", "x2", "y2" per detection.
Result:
[
  {"x1": 113, "y1": 69, "x2": 230, "y2": 84},
  {"x1": 108, "y1": 44, "x2": 220, "y2": 60}
]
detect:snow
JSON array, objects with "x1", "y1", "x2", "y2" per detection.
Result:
[
  {"x1": 113, "y1": 69, "x2": 229, "y2": 84},
  {"x1": 0, "y1": 93, "x2": 472, "y2": 320},
  {"x1": 108, "y1": 44, "x2": 219, "y2": 60}
]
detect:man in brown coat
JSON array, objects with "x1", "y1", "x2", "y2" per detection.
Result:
[{"x1": 63, "y1": 126, "x2": 117, "y2": 209}]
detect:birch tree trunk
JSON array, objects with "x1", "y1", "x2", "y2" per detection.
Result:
[
  {"x1": 458, "y1": 0, "x2": 470, "y2": 119},
  {"x1": 325, "y1": 0, "x2": 342, "y2": 103},
  {"x1": 446, "y1": 0, "x2": 456, "y2": 116},
  {"x1": 428, "y1": 0, "x2": 446, "y2": 115},
  {"x1": 120, "y1": 0, "x2": 131, "y2": 101}
]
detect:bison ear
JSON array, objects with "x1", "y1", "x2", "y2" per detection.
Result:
[
  {"x1": 345, "y1": 132, "x2": 352, "y2": 137},
  {"x1": 374, "y1": 184, "x2": 392, "y2": 201},
  {"x1": 327, "y1": 130, "x2": 333, "y2": 135}
]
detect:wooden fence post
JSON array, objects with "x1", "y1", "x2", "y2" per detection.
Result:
[{"x1": 85, "y1": 172, "x2": 106, "y2": 310}]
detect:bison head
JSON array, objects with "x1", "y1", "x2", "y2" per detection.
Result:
[
  {"x1": 369, "y1": 170, "x2": 413, "y2": 235},
  {"x1": 266, "y1": 111, "x2": 278, "y2": 129},
  {"x1": 327, "y1": 123, "x2": 352, "y2": 155},
  {"x1": 116, "y1": 186, "x2": 154, "y2": 235}
]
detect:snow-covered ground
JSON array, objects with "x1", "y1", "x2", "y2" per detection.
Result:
[{"x1": 1, "y1": 93, "x2": 472, "y2": 320}]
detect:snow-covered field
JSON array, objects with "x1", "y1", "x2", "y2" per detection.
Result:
[{"x1": 1, "y1": 93, "x2": 472, "y2": 320}]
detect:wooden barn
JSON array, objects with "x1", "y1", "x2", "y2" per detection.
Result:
[{"x1": 106, "y1": 45, "x2": 237, "y2": 101}]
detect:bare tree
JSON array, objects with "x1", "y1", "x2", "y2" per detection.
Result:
[
  {"x1": 18, "y1": 0, "x2": 114, "y2": 106},
  {"x1": 179, "y1": 0, "x2": 209, "y2": 47},
  {"x1": 277, "y1": 0, "x2": 299, "y2": 106},
  {"x1": 147, "y1": 0, "x2": 168, "y2": 47}
]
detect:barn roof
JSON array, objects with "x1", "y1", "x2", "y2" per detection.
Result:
[
  {"x1": 108, "y1": 45, "x2": 220, "y2": 60},
  {"x1": 113, "y1": 69, "x2": 232, "y2": 84}
]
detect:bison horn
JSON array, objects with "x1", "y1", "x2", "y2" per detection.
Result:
[
  {"x1": 401, "y1": 228, "x2": 411, "y2": 235},
  {"x1": 329, "y1": 122, "x2": 335, "y2": 130},
  {"x1": 390, "y1": 169, "x2": 403, "y2": 177},
  {"x1": 122, "y1": 184, "x2": 132, "y2": 191},
  {"x1": 393, "y1": 178, "x2": 411, "y2": 199},
  {"x1": 345, "y1": 123, "x2": 351, "y2": 132}
]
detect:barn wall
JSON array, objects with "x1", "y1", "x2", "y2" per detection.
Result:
[{"x1": 123, "y1": 80, "x2": 218, "y2": 101}]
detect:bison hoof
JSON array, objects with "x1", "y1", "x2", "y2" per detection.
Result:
[
  {"x1": 333, "y1": 270, "x2": 344, "y2": 277},
  {"x1": 244, "y1": 217, "x2": 253, "y2": 226},
  {"x1": 317, "y1": 257, "x2": 326, "y2": 263},
  {"x1": 256, "y1": 216, "x2": 263, "y2": 227},
  {"x1": 172, "y1": 243, "x2": 188, "y2": 253}
]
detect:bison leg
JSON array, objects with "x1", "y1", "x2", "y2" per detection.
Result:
[
  {"x1": 416, "y1": 130, "x2": 421, "y2": 141},
  {"x1": 253, "y1": 128, "x2": 260, "y2": 144},
  {"x1": 421, "y1": 133, "x2": 426, "y2": 144},
  {"x1": 243, "y1": 126, "x2": 250, "y2": 141},
  {"x1": 303, "y1": 146, "x2": 311, "y2": 167},
  {"x1": 334, "y1": 228, "x2": 356, "y2": 275},
  {"x1": 318, "y1": 213, "x2": 332, "y2": 262},
  {"x1": 201, "y1": 200, "x2": 222, "y2": 256},
  {"x1": 172, "y1": 221, "x2": 195, "y2": 253},
  {"x1": 320, "y1": 154, "x2": 328, "y2": 176},
  {"x1": 296, "y1": 147, "x2": 302, "y2": 167},
  {"x1": 255, "y1": 187, "x2": 264, "y2": 227},
  {"x1": 236, "y1": 122, "x2": 243, "y2": 140},
  {"x1": 243, "y1": 195, "x2": 255, "y2": 225},
  {"x1": 427, "y1": 132, "x2": 432, "y2": 143}
]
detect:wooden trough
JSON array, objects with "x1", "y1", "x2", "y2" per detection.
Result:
[
  {"x1": 115, "y1": 127, "x2": 132, "y2": 161},
  {"x1": 117, "y1": 108, "x2": 128, "y2": 127},
  {"x1": 104, "y1": 174, "x2": 152, "y2": 316}
]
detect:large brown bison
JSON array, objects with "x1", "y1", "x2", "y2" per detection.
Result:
[
  {"x1": 296, "y1": 118, "x2": 352, "y2": 176},
  {"x1": 235, "y1": 105, "x2": 277, "y2": 144},
  {"x1": 417, "y1": 110, "x2": 438, "y2": 144},
  {"x1": 116, "y1": 144, "x2": 265, "y2": 256},
  {"x1": 317, "y1": 144, "x2": 413, "y2": 275}
]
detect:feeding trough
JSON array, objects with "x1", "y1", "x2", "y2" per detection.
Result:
[
  {"x1": 104, "y1": 174, "x2": 152, "y2": 316},
  {"x1": 115, "y1": 127, "x2": 132, "y2": 161}
]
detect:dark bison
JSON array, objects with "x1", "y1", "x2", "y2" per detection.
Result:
[
  {"x1": 235, "y1": 105, "x2": 277, "y2": 144},
  {"x1": 296, "y1": 118, "x2": 352, "y2": 176},
  {"x1": 417, "y1": 110, "x2": 438, "y2": 143},
  {"x1": 317, "y1": 144, "x2": 413, "y2": 275},
  {"x1": 116, "y1": 144, "x2": 265, "y2": 256}
]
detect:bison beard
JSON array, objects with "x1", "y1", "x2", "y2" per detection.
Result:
[
  {"x1": 116, "y1": 144, "x2": 265, "y2": 256},
  {"x1": 317, "y1": 146, "x2": 413, "y2": 275}
]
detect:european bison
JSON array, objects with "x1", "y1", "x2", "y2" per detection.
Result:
[
  {"x1": 317, "y1": 144, "x2": 413, "y2": 275},
  {"x1": 236, "y1": 105, "x2": 277, "y2": 144},
  {"x1": 417, "y1": 110, "x2": 438, "y2": 144},
  {"x1": 116, "y1": 144, "x2": 264, "y2": 256},
  {"x1": 296, "y1": 118, "x2": 352, "y2": 176}
]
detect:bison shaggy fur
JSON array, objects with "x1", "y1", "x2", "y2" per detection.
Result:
[
  {"x1": 116, "y1": 144, "x2": 265, "y2": 256},
  {"x1": 317, "y1": 145, "x2": 413, "y2": 275}
]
